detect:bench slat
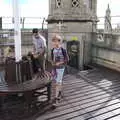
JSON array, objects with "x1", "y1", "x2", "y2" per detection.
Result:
[{"x1": 0, "y1": 72, "x2": 51, "y2": 93}]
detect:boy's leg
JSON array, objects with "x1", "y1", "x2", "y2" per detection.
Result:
[
  {"x1": 58, "y1": 83, "x2": 63, "y2": 98},
  {"x1": 55, "y1": 84, "x2": 60, "y2": 98},
  {"x1": 52, "y1": 68, "x2": 64, "y2": 107},
  {"x1": 55, "y1": 68, "x2": 65, "y2": 99},
  {"x1": 55, "y1": 84, "x2": 63, "y2": 100}
]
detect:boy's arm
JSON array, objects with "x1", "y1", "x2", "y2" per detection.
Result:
[{"x1": 55, "y1": 61, "x2": 64, "y2": 66}]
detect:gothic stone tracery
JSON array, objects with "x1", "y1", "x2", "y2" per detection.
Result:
[
  {"x1": 56, "y1": 0, "x2": 61, "y2": 8},
  {"x1": 72, "y1": 0, "x2": 80, "y2": 7}
]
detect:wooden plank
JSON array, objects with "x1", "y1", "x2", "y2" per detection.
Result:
[
  {"x1": 107, "y1": 115, "x2": 120, "y2": 120},
  {"x1": 37, "y1": 94, "x2": 110, "y2": 120},
  {"x1": 36, "y1": 66, "x2": 120, "y2": 120}
]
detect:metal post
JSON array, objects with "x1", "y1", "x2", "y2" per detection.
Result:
[
  {"x1": 0, "y1": 17, "x2": 2, "y2": 30},
  {"x1": 22, "y1": 17, "x2": 25, "y2": 29},
  {"x1": 12, "y1": 0, "x2": 22, "y2": 62},
  {"x1": 42, "y1": 17, "x2": 45, "y2": 31}
]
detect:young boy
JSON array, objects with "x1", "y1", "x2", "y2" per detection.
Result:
[{"x1": 51, "y1": 35, "x2": 69, "y2": 106}]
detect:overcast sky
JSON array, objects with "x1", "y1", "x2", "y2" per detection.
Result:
[
  {"x1": 0, "y1": 0, "x2": 120, "y2": 17},
  {"x1": 0, "y1": 0, "x2": 120, "y2": 28}
]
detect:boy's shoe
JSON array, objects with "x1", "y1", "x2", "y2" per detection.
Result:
[
  {"x1": 58, "y1": 91, "x2": 63, "y2": 100},
  {"x1": 52, "y1": 103, "x2": 57, "y2": 109},
  {"x1": 52, "y1": 98, "x2": 59, "y2": 109}
]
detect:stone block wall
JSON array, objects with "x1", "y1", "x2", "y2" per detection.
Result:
[
  {"x1": 48, "y1": 21, "x2": 93, "y2": 69},
  {"x1": 92, "y1": 33, "x2": 120, "y2": 71}
]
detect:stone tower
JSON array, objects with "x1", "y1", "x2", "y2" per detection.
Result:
[
  {"x1": 104, "y1": 4, "x2": 112, "y2": 33},
  {"x1": 47, "y1": 0, "x2": 97, "y2": 69}
]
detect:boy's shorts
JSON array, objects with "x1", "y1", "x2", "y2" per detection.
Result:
[{"x1": 55, "y1": 68, "x2": 65, "y2": 84}]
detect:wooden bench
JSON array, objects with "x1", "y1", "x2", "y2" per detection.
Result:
[{"x1": 0, "y1": 59, "x2": 52, "y2": 110}]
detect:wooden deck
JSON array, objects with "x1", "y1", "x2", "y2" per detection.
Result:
[
  {"x1": 36, "y1": 66, "x2": 120, "y2": 120},
  {"x1": 1, "y1": 65, "x2": 120, "y2": 120}
]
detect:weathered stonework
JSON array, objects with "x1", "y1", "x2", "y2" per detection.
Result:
[{"x1": 48, "y1": 0, "x2": 97, "y2": 69}]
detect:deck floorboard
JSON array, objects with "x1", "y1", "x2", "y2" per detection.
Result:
[{"x1": 37, "y1": 66, "x2": 120, "y2": 120}]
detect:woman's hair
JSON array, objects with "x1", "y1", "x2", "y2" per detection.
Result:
[{"x1": 52, "y1": 35, "x2": 62, "y2": 42}]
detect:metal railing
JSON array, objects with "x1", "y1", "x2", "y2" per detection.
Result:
[
  {"x1": 0, "y1": 17, "x2": 48, "y2": 29},
  {"x1": 1, "y1": 16, "x2": 120, "y2": 30},
  {"x1": 0, "y1": 16, "x2": 120, "y2": 65}
]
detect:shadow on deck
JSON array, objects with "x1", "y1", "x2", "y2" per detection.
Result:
[{"x1": 1, "y1": 65, "x2": 120, "y2": 120}]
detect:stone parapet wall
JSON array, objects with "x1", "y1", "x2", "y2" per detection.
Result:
[{"x1": 92, "y1": 33, "x2": 120, "y2": 71}]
